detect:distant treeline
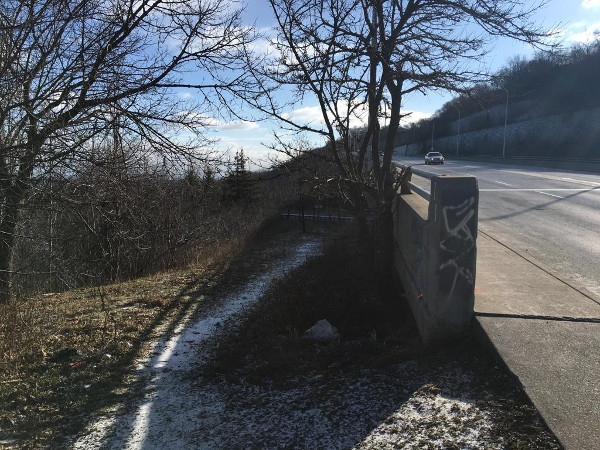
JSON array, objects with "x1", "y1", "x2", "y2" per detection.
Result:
[
  {"x1": 11, "y1": 147, "x2": 293, "y2": 297},
  {"x1": 395, "y1": 39, "x2": 600, "y2": 154},
  {"x1": 12, "y1": 141, "x2": 350, "y2": 298}
]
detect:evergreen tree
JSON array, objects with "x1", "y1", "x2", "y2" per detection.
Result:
[
  {"x1": 222, "y1": 150, "x2": 256, "y2": 204},
  {"x1": 203, "y1": 165, "x2": 215, "y2": 196}
]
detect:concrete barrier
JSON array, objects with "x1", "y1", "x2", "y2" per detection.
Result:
[{"x1": 392, "y1": 167, "x2": 479, "y2": 345}]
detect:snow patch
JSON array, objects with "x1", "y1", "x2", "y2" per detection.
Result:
[{"x1": 71, "y1": 236, "x2": 321, "y2": 450}]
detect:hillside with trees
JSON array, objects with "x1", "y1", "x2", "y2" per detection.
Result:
[
  {"x1": 395, "y1": 39, "x2": 600, "y2": 159},
  {"x1": 0, "y1": 0, "x2": 261, "y2": 301}
]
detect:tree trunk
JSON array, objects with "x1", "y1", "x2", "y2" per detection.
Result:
[
  {"x1": 0, "y1": 146, "x2": 37, "y2": 302},
  {"x1": 375, "y1": 200, "x2": 394, "y2": 283},
  {"x1": 0, "y1": 184, "x2": 25, "y2": 303},
  {"x1": 0, "y1": 235, "x2": 13, "y2": 303}
]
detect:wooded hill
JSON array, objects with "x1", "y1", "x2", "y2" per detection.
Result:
[{"x1": 394, "y1": 39, "x2": 600, "y2": 159}]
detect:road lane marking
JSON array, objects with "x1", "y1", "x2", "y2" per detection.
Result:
[
  {"x1": 502, "y1": 170, "x2": 600, "y2": 187},
  {"x1": 535, "y1": 191, "x2": 565, "y2": 199},
  {"x1": 479, "y1": 188, "x2": 592, "y2": 192},
  {"x1": 493, "y1": 181, "x2": 514, "y2": 187}
]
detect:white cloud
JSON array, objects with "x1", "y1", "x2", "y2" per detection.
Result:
[
  {"x1": 282, "y1": 101, "x2": 368, "y2": 129},
  {"x1": 169, "y1": 112, "x2": 260, "y2": 133},
  {"x1": 282, "y1": 105, "x2": 326, "y2": 124},
  {"x1": 217, "y1": 121, "x2": 260, "y2": 132},
  {"x1": 248, "y1": 28, "x2": 280, "y2": 57},
  {"x1": 568, "y1": 22, "x2": 600, "y2": 43},
  {"x1": 192, "y1": 113, "x2": 259, "y2": 131},
  {"x1": 582, "y1": 0, "x2": 600, "y2": 8},
  {"x1": 400, "y1": 110, "x2": 433, "y2": 126},
  {"x1": 283, "y1": 103, "x2": 431, "y2": 129},
  {"x1": 248, "y1": 38, "x2": 275, "y2": 56}
]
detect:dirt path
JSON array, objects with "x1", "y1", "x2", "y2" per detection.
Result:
[{"x1": 70, "y1": 231, "x2": 322, "y2": 449}]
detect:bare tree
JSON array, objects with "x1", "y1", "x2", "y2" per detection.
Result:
[
  {"x1": 0, "y1": 0, "x2": 253, "y2": 301},
  {"x1": 241, "y1": 0, "x2": 551, "y2": 276}
]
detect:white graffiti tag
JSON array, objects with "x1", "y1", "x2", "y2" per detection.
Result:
[{"x1": 439, "y1": 197, "x2": 476, "y2": 302}]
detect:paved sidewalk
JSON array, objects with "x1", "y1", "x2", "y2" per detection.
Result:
[{"x1": 474, "y1": 232, "x2": 600, "y2": 450}]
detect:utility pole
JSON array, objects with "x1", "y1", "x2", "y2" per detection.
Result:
[
  {"x1": 502, "y1": 86, "x2": 509, "y2": 158},
  {"x1": 454, "y1": 105, "x2": 461, "y2": 157}
]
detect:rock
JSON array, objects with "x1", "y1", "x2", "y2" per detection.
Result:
[{"x1": 303, "y1": 319, "x2": 339, "y2": 342}]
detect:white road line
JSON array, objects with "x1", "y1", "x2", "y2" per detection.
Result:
[
  {"x1": 502, "y1": 170, "x2": 600, "y2": 187},
  {"x1": 493, "y1": 181, "x2": 514, "y2": 187},
  {"x1": 479, "y1": 188, "x2": 591, "y2": 192},
  {"x1": 535, "y1": 191, "x2": 565, "y2": 199}
]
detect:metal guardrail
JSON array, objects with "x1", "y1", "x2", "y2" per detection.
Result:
[
  {"x1": 405, "y1": 166, "x2": 438, "y2": 179},
  {"x1": 394, "y1": 163, "x2": 440, "y2": 201},
  {"x1": 408, "y1": 181, "x2": 431, "y2": 201}
]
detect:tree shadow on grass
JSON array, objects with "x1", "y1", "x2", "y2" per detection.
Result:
[{"x1": 63, "y1": 230, "x2": 324, "y2": 449}]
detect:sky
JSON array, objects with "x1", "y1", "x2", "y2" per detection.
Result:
[{"x1": 195, "y1": 0, "x2": 600, "y2": 168}]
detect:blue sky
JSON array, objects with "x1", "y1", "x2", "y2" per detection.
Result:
[{"x1": 197, "y1": 0, "x2": 600, "y2": 167}]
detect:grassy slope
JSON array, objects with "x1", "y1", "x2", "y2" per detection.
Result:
[{"x1": 0, "y1": 215, "x2": 291, "y2": 448}]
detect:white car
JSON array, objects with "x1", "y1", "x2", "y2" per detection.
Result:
[{"x1": 425, "y1": 151, "x2": 444, "y2": 165}]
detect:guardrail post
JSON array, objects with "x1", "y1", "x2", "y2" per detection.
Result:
[
  {"x1": 425, "y1": 176, "x2": 478, "y2": 341},
  {"x1": 400, "y1": 166, "x2": 412, "y2": 194}
]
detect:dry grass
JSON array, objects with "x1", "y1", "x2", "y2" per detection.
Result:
[
  {"x1": 0, "y1": 218, "x2": 561, "y2": 449},
  {"x1": 0, "y1": 221, "x2": 271, "y2": 448}
]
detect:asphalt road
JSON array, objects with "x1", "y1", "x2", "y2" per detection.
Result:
[{"x1": 391, "y1": 156, "x2": 600, "y2": 302}]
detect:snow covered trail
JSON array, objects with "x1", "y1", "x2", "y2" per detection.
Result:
[{"x1": 71, "y1": 234, "x2": 322, "y2": 450}]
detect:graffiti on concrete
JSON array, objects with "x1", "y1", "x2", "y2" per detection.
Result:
[{"x1": 438, "y1": 197, "x2": 476, "y2": 302}]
